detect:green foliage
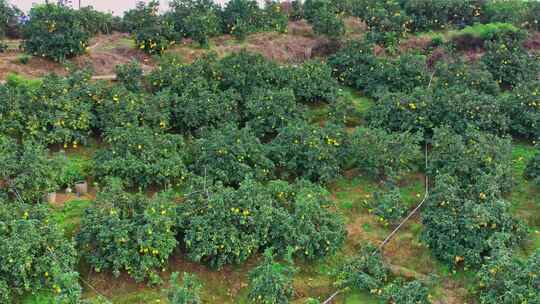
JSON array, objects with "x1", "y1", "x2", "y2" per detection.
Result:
[
  {"x1": 482, "y1": 37, "x2": 540, "y2": 88},
  {"x1": 168, "y1": 272, "x2": 203, "y2": 304},
  {"x1": 76, "y1": 6, "x2": 113, "y2": 35},
  {"x1": 429, "y1": 126, "x2": 513, "y2": 192},
  {"x1": 476, "y1": 251, "x2": 540, "y2": 304},
  {"x1": 265, "y1": 180, "x2": 346, "y2": 259},
  {"x1": 335, "y1": 244, "x2": 389, "y2": 291},
  {"x1": 501, "y1": 80, "x2": 540, "y2": 139},
  {"x1": 22, "y1": 4, "x2": 90, "y2": 62},
  {"x1": 349, "y1": 127, "x2": 422, "y2": 180},
  {"x1": 368, "y1": 185, "x2": 407, "y2": 225},
  {"x1": 526, "y1": 1, "x2": 540, "y2": 31},
  {"x1": 248, "y1": 249, "x2": 295, "y2": 304},
  {"x1": 0, "y1": 0, "x2": 22, "y2": 38},
  {"x1": 55, "y1": 153, "x2": 91, "y2": 189},
  {"x1": 0, "y1": 201, "x2": 81, "y2": 302},
  {"x1": 217, "y1": 51, "x2": 290, "y2": 97},
  {"x1": 0, "y1": 136, "x2": 58, "y2": 202},
  {"x1": 0, "y1": 70, "x2": 98, "y2": 146},
  {"x1": 244, "y1": 87, "x2": 304, "y2": 138},
  {"x1": 329, "y1": 41, "x2": 429, "y2": 98},
  {"x1": 401, "y1": 0, "x2": 481, "y2": 31},
  {"x1": 93, "y1": 85, "x2": 172, "y2": 132},
  {"x1": 368, "y1": 87, "x2": 509, "y2": 135},
  {"x1": 77, "y1": 179, "x2": 177, "y2": 284},
  {"x1": 289, "y1": 60, "x2": 339, "y2": 104},
  {"x1": 177, "y1": 178, "x2": 345, "y2": 268},
  {"x1": 171, "y1": 77, "x2": 239, "y2": 133},
  {"x1": 191, "y1": 124, "x2": 274, "y2": 186},
  {"x1": 132, "y1": 1, "x2": 179, "y2": 55},
  {"x1": 524, "y1": 149, "x2": 540, "y2": 187},
  {"x1": 178, "y1": 179, "x2": 275, "y2": 269},
  {"x1": 270, "y1": 120, "x2": 348, "y2": 182},
  {"x1": 169, "y1": 0, "x2": 221, "y2": 48},
  {"x1": 94, "y1": 127, "x2": 187, "y2": 189},
  {"x1": 304, "y1": 0, "x2": 345, "y2": 38},
  {"x1": 221, "y1": 0, "x2": 288, "y2": 38},
  {"x1": 481, "y1": 0, "x2": 529, "y2": 26},
  {"x1": 450, "y1": 22, "x2": 522, "y2": 50},
  {"x1": 354, "y1": 0, "x2": 411, "y2": 47},
  {"x1": 115, "y1": 60, "x2": 145, "y2": 92},
  {"x1": 432, "y1": 59, "x2": 500, "y2": 96},
  {"x1": 381, "y1": 279, "x2": 430, "y2": 304}
]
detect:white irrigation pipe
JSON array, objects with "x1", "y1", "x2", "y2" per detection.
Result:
[{"x1": 321, "y1": 143, "x2": 429, "y2": 304}]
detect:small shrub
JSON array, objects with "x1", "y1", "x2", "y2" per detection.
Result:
[
  {"x1": 381, "y1": 279, "x2": 430, "y2": 304},
  {"x1": 270, "y1": 120, "x2": 348, "y2": 182},
  {"x1": 335, "y1": 244, "x2": 389, "y2": 291},
  {"x1": 76, "y1": 6, "x2": 113, "y2": 35},
  {"x1": 168, "y1": 272, "x2": 203, "y2": 304},
  {"x1": 307, "y1": 2, "x2": 345, "y2": 38},
  {"x1": 94, "y1": 127, "x2": 187, "y2": 189},
  {"x1": 0, "y1": 200, "x2": 81, "y2": 302},
  {"x1": 450, "y1": 22, "x2": 522, "y2": 50},
  {"x1": 0, "y1": 136, "x2": 58, "y2": 202},
  {"x1": 77, "y1": 179, "x2": 177, "y2": 284},
  {"x1": 369, "y1": 186, "x2": 408, "y2": 225},
  {"x1": 190, "y1": 124, "x2": 275, "y2": 186},
  {"x1": 481, "y1": 0, "x2": 529, "y2": 26},
  {"x1": 248, "y1": 249, "x2": 295, "y2": 304},
  {"x1": 22, "y1": 4, "x2": 90, "y2": 62},
  {"x1": 355, "y1": 0, "x2": 411, "y2": 47},
  {"x1": 221, "y1": 0, "x2": 262, "y2": 36},
  {"x1": 348, "y1": 127, "x2": 422, "y2": 180}
]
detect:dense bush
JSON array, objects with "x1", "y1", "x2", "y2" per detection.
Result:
[
  {"x1": 178, "y1": 179, "x2": 275, "y2": 268},
  {"x1": 0, "y1": 201, "x2": 81, "y2": 303},
  {"x1": 303, "y1": 0, "x2": 344, "y2": 38},
  {"x1": 432, "y1": 59, "x2": 500, "y2": 96},
  {"x1": 335, "y1": 244, "x2": 389, "y2": 291},
  {"x1": 0, "y1": 0, "x2": 22, "y2": 39},
  {"x1": 368, "y1": 87, "x2": 509, "y2": 135},
  {"x1": 476, "y1": 250, "x2": 540, "y2": 304},
  {"x1": 524, "y1": 150, "x2": 540, "y2": 187},
  {"x1": 481, "y1": 0, "x2": 529, "y2": 26},
  {"x1": 220, "y1": 0, "x2": 287, "y2": 39},
  {"x1": 288, "y1": 60, "x2": 339, "y2": 104},
  {"x1": 76, "y1": 6, "x2": 113, "y2": 35},
  {"x1": 422, "y1": 172, "x2": 526, "y2": 268},
  {"x1": 94, "y1": 127, "x2": 187, "y2": 189},
  {"x1": 329, "y1": 42, "x2": 429, "y2": 98},
  {"x1": 22, "y1": 4, "x2": 90, "y2": 62},
  {"x1": 270, "y1": 120, "x2": 348, "y2": 182},
  {"x1": 115, "y1": 60, "x2": 145, "y2": 92},
  {"x1": 401, "y1": 0, "x2": 481, "y2": 31},
  {"x1": 93, "y1": 85, "x2": 172, "y2": 132},
  {"x1": 218, "y1": 51, "x2": 290, "y2": 97},
  {"x1": 450, "y1": 22, "x2": 522, "y2": 50},
  {"x1": 348, "y1": 127, "x2": 422, "y2": 180},
  {"x1": 428, "y1": 126, "x2": 513, "y2": 192},
  {"x1": 169, "y1": 0, "x2": 221, "y2": 47},
  {"x1": 526, "y1": 1, "x2": 540, "y2": 31},
  {"x1": 77, "y1": 179, "x2": 177, "y2": 284},
  {"x1": 248, "y1": 250, "x2": 295, "y2": 304},
  {"x1": 132, "y1": 1, "x2": 180, "y2": 55},
  {"x1": 265, "y1": 180, "x2": 346, "y2": 259},
  {"x1": 172, "y1": 77, "x2": 239, "y2": 133},
  {"x1": 482, "y1": 37, "x2": 540, "y2": 88},
  {"x1": 0, "y1": 136, "x2": 58, "y2": 202},
  {"x1": 191, "y1": 124, "x2": 274, "y2": 186},
  {"x1": 168, "y1": 272, "x2": 203, "y2": 304},
  {"x1": 354, "y1": 0, "x2": 411, "y2": 47},
  {"x1": 501, "y1": 81, "x2": 540, "y2": 139},
  {"x1": 244, "y1": 87, "x2": 304, "y2": 138}
]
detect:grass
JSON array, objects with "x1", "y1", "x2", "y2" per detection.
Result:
[{"x1": 51, "y1": 199, "x2": 93, "y2": 237}]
